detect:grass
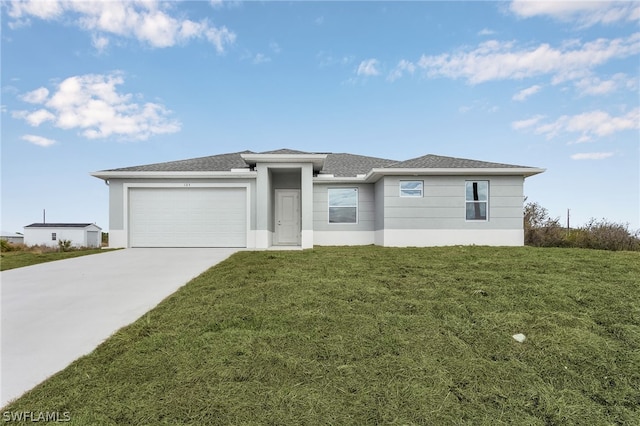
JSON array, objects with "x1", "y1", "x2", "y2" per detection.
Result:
[
  {"x1": 4, "y1": 246, "x2": 639, "y2": 425},
  {"x1": 0, "y1": 248, "x2": 113, "y2": 271}
]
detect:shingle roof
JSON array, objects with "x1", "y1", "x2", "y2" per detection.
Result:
[
  {"x1": 99, "y1": 149, "x2": 537, "y2": 176},
  {"x1": 105, "y1": 151, "x2": 253, "y2": 172},
  {"x1": 323, "y1": 153, "x2": 397, "y2": 176},
  {"x1": 259, "y1": 148, "x2": 313, "y2": 155},
  {"x1": 387, "y1": 154, "x2": 529, "y2": 169}
]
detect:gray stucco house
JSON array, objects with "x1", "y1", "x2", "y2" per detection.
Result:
[{"x1": 91, "y1": 149, "x2": 544, "y2": 249}]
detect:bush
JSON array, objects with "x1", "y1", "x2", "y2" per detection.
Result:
[
  {"x1": 576, "y1": 218, "x2": 640, "y2": 251},
  {"x1": 524, "y1": 201, "x2": 568, "y2": 247},
  {"x1": 58, "y1": 239, "x2": 73, "y2": 252},
  {"x1": 0, "y1": 240, "x2": 28, "y2": 252},
  {"x1": 524, "y1": 200, "x2": 640, "y2": 251}
]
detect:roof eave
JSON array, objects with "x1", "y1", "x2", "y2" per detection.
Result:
[
  {"x1": 90, "y1": 171, "x2": 258, "y2": 180},
  {"x1": 240, "y1": 153, "x2": 328, "y2": 171},
  {"x1": 365, "y1": 167, "x2": 546, "y2": 181}
]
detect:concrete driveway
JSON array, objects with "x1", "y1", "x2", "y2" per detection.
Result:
[{"x1": 0, "y1": 248, "x2": 239, "y2": 408}]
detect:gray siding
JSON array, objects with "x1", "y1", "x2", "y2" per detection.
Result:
[
  {"x1": 313, "y1": 183, "x2": 376, "y2": 232},
  {"x1": 383, "y1": 175, "x2": 524, "y2": 230},
  {"x1": 374, "y1": 180, "x2": 385, "y2": 231}
]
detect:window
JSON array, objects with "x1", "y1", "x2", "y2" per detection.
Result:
[
  {"x1": 51, "y1": 232, "x2": 57, "y2": 241},
  {"x1": 328, "y1": 188, "x2": 358, "y2": 223},
  {"x1": 465, "y1": 181, "x2": 488, "y2": 221},
  {"x1": 400, "y1": 180, "x2": 424, "y2": 197}
]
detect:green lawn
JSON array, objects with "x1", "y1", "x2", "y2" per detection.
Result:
[
  {"x1": 0, "y1": 249, "x2": 112, "y2": 271},
  {"x1": 4, "y1": 246, "x2": 639, "y2": 425}
]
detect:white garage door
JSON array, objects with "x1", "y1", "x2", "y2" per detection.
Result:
[{"x1": 129, "y1": 187, "x2": 247, "y2": 247}]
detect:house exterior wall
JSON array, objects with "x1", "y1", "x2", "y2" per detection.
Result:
[
  {"x1": 379, "y1": 175, "x2": 525, "y2": 246},
  {"x1": 312, "y1": 183, "x2": 376, "y2": 245},
  {"x1": 1, "y1": 235, "x2": 24, "y2": 244},
  {"x1": 101, "y1": 171, "x2": 527, "y2": 248},
  {"x1": 255, "y1": 163, "x2": 313, "y2": 249},
  {"x1": 23, "y1": 226, "x2": 101, "y2": 248},
  {"x1": 312, "y1": 176, "x2": 525, "y2": 247}
]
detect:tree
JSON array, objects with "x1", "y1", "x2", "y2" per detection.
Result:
[{"x1": 523, "y1": 199, "x2": 565, "y2": 247}]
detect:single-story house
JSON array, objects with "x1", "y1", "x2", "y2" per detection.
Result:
[
  {"x1": 23, "y1": 223, "x2": 102, "y2": 248},
  {"x1": 1, "y1": 231, "x2": 24, "y2": 245},
  {"x1": 91, "y1": 149, "x2": 544, "y2": 249}
]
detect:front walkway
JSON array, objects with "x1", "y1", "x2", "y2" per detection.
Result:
[{"x1": 0, "y1": 248, "x2": 239, "y2": 408}]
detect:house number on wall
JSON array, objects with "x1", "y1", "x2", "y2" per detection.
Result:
[{"x1": 184, "y1": 183, "x2": 191, "y2": 187}]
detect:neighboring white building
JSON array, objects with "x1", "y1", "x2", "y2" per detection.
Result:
[
  {"x1": 92, "y1": 149, "x2": 544, "y2": 249},
  {"x1": 1, "y1": 231, "x2": 24, "y2": 245},
  {"x1": 23, "y1": 223, "x2": 102, "y2": 248}
]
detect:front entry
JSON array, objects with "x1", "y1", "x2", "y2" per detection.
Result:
[{"x1": 274, "y1": 189, "x2": 301, "y2": 245}]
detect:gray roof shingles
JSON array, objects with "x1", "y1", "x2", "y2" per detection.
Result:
[
  {"x1": 102, "y1": 149, "x2": 535, "y2": 176},
  {"x1": 387, "y1": 154, "x2": 529, "y2": 169}
]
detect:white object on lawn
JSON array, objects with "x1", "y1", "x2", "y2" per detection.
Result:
[{"x1": 512, "y1": 333, "x2": 526, "y2": 343}]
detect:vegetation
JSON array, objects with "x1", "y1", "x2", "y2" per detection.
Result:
[
  {"x1": 0, "y1": 242, "x2": 112, "y2": 271},
  {"x1": 4, "y1": 246, "x2": 639, "y2": 425},
  {"x1": 524, "y1": 200, "x2": 640, "y2": 251}
]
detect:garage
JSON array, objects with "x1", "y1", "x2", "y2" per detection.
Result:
[{"x1": 128, "y1": 187, "x2": 247, "y2": 247}]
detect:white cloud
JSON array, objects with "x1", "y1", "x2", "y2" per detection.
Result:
[
  {"x1": 7, "y1": 0, "x2": 236, "y2": 52},
  {"x1": 515, "y1": 108, "x2": 639, "y2": 142},
  {"x1": 478, "y1": 28, "x2": 495, "y2": 36},
  {"x1": 252, "y1": 53, "x2": 271, "y2": 64},
  {"x1": 20, "y1": 87, "x2": 49, "y2": 104},
  {"x1": 511, "y1": 114, "x2": 545, "y2": 130},
  {"x1": 513, "y1": 84, "x2": 542, "y2": 101},
  {"x1": 509, "y1": 0, "x2": 640, "y2": 27},
  {"x1": 388, "y1": 60, "x2": 416, "y2": 82},
  {"x1": 357, "y1": 59, "x2": 380, "y2": 76},
  {"x1": 574, "y1": 73, "x2": 637, "y2": 96},
  {"x1": 570, "y1": 152, "x2": 615, "y2": 160},
  {"x1": 415, "y1": 33, "x2": 640, "y2": 85},
  {"x1": 8, "y1": 0, "x2": 63, "y2": 21},
  {"x1": 92, "y1": 34, "x2": 109, "y2": 52},
  {"x1": 22, "y1": 134, "x2": 56, "y2": 147},
  {"x1": 13, "y1": 73, "x2": 181, "y2": 141},
  {"x1": 25, "y1": 109, "x2": 57, "y2": 126},
  {"x1": 269, "y1": 42, "x2": 282, "y2": 54}
]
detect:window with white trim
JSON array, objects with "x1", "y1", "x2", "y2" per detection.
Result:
[
  {"x1": 400, "y1": 180, "x2": 424, "y2": 197},
  {"x1": 465, "y1": 181, "x2": 488, "y2": 221},
  {"x1": 328, "y1": 188, "x2": 358, "y2": 224}
]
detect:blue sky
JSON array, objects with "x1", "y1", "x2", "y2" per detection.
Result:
[{"x1": 2, "y1": 0, "x2": 639, "y2": 234}]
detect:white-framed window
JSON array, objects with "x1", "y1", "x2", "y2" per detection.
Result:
[
  {"x1": 328, "y1": 188, "x2": 358, "y2": 224},
  {"x1": 465, "y1": 181, "x2": 489, "y2": 221},
  {"x1": 51, "y1": 232, "x2": 57, "y2": 241},
  {"x1": 400, "y1": 180, "x2": 424, "y2": 197}
]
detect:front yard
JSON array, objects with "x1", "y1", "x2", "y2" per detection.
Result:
[
  {"x1": 4, "y1": 246, "x2": 639, "y2": 424},
  {"x1": 0, "y1": 249, "x2": 112, "y2": 271}
]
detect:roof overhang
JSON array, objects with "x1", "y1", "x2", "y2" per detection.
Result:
[
  {"x1": 90, "y1": 171, "x2": 258, "y2": 180},
  {"x1": 366, "y1": 167, "x2": 546, "y2": 181},
  {"x1": 240, "y1": 153, "x2": 327, "y2": 171}
]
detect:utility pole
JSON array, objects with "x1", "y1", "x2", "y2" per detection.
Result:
[
  {"x1": 43, "y1": 209, "x2": 46, "y2": 224},
  {"x1": 567, "y1": 209, "x2": 570, "y2": 231}
]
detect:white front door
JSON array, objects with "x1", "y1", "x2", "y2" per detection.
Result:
[{"x1": 274, "y1": 189, "x2": 300, "y2": 245}]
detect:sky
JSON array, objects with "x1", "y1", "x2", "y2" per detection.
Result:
[{"x1": 1, "y1": 0, "x2": 639, "y2": 235}]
